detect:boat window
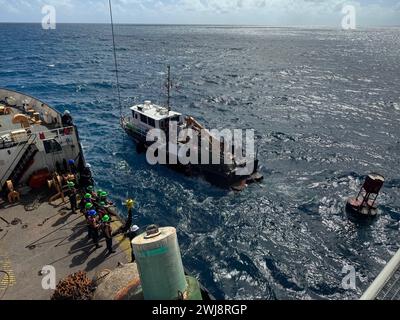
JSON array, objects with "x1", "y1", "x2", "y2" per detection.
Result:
[
  {"x1": 170, "y1": 116, "x2": 180, "y2": 123},
  {"x1": 43, "y1": 139, "x2": 62, "y2": 154},
  {"x1": 140, "y1": 114, "x2": 148, "y2": 124},
  {"x1": 148, "y1": 118, "x2": 156, "y2": 128}
]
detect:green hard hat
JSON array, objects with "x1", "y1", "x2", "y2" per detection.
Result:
[
  {"x1": 67, "y1": 181, "x2": 75, "y2": 188},
  {"x1": 99, "y1": 202, "x2": 106, "y2": 207},
  {"x1": 100, "y1": 191, "x2": 108, "y2": 197},
  {"x1": 85, "y1": 202, "x2": 93, "y2": 210},
  {"x1": 87, "y1": 186, "x2": 94, "y2": 192},
  {"x1": 102, "y1": 215, "x2": 111, "y2": 223},
  {"x1": 84, "y1": 193, "x2": 92, "y2": 199}
]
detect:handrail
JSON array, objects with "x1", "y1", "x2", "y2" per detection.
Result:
[
  {"x1": 0, "y1": 134, "x2": 37, "y2": 187},
  {"x1": 0, "y1": 126, "x2": 76, "y2": 152},
  {"x1": 37, "y1": 125, "x2": 75, "y2": 136},
  {"x1": 0, "y1": 125, "x2": 75, "y2": 138},
  {"x1": 361, "y1": 248, "x2": 400, "y2": 300}
]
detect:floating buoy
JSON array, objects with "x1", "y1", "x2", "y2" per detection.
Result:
[{"x1": 346, "y1": 173, "x2": 385, "y2": 217}]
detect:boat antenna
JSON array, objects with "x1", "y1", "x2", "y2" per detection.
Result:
[
  {"x1": 108, "y1": 0, "x2": 122, "y2": 119},
  {"x1": 166, "y1": 65, "x2": 172, "y2": 113}
]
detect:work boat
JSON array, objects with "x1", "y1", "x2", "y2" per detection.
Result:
[{"x1": 120, "y1": 69, "x2": 263, "y2": 191}]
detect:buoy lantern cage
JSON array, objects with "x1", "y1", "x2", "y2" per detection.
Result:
[{"x1": 347, "y1": 173, "x2": 385, "y2": 217}]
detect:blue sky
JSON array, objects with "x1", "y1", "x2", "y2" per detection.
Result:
[{"x1": 0, "y1": 0, "x2": 399, "y2": 26}]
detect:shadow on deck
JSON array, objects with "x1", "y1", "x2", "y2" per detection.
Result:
[{"x1": 0, "y1": 190, "x2": 130, "y2": 300}]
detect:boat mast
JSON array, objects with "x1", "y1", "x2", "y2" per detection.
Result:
[
  {"x1": 166, "y1": 65, "x2": 171, "y2": 113},
  {"x1": 108, "y1": 0, "x2": 122, "y2": 120}
]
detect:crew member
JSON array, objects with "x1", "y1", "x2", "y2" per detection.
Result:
[
  {"x1": 88, "y1": 210, "x2": 102, "y2": 249},
  {"x1": 80, "y1": 193, "x2": 93, "y2": 213},
  {"x1": 68, "y1": 159, "x2": 77, "y2": 175},
  {"x1": 97, "y1": 201, "x2": 107, "y2": 220},
  {"x1": 112, "y1": 199, "x2": 135, "y2": 237},
  {"x1": 124, "y1": 199, "x2": 137, "y2": 262},
  {"x1": 84, "y1": 202, "x2": 93, "y2": 216},
  {"x1": 84, "y1": 202, "x2": 94, "y2": 239},
  {"x1": 123, "y1": 199, "x2": 135, "y2": 232},
  {"x1": 86, "y1": 185, "x2": 97, "y2": 198},
  {"x1": 66, "y1": 181, "x2": 77, "y2": 214},
  {"x1": 80, "y1": 163, "x2": 94, "y2": 190},
  {"x1": 61, "y1": 110, "x2": 73, "y2": 126},
  {"x1": 102, "y1": 215, "x2": 116, "y2": 255},
  {"x1": 126, "y1": 225, "x2": 139, "y2": 262},
  {"x1": 99, "y1": 191, "x2": 113, "y2": 206}
]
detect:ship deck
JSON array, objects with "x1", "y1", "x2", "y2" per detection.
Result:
[
  {"x1": 0, "y1": 190, "x2": 130, "y2": 300},
  {"x1": 0, "y1": 105, "x2": 57, "y2": 135},
  {"x1": 375, "y1": 267, "x2": 400, "y2": 300}
]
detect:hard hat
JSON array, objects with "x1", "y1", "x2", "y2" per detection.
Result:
[
  {"x1": 100, "y1": 191, "x2": 108, "y2": 197},
  {"x1": 88, "y1": 210, "x2": 97, "y2": 216},
  {"x1": 99, "y1": 201, "x2": 106, "y2": 207},
  {"x1": 85, "y1": 163, "x2": 92, "y2": 168},
  {"x1": 84, "y1": 193, "x2": 92, "y2": 199},
  {"x1": 85, "y1": 202, "x2": 93, "y2": 210},
  {"x1": 102, "y1": 215, "x2": 111, "y2": 222},
  {"x1": 126, "y1": 199, "x2": 135, "y2": 209},
  {"x1": 130, "y1": 225, "x2": 139, "y2": 233},
  {"x1": 87, "y1": 186, "x2": 94, "y2": 192},
  {"x1": 64, "y1": 110, "x2": 71, "y2": 115},
  {"x1": 67, "y1": 181, "x2": 75, "y2": 188},
  {"x1": 68, "y1": 159, "x2": 75, "y2": 165}
]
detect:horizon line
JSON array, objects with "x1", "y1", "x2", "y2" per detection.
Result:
[{"x1": 0, "y1": 22, "x2": 399, "y2": 29}]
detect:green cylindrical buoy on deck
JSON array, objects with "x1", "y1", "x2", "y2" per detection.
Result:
[
  {"x1": 132, "y1": 226, "x2": 190, "y2": 300},
  {"x1": 185, "y1": 276, "x2": 203, "y2": 300}
]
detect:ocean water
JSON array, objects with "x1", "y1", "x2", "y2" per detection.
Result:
[{"x1": 1, "y1": 23, "x2": 400, "y2": 300}]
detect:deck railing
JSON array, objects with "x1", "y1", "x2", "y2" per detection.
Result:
[
  {"x1": 0, "y1": 126, "x2": 76, "y2": 149},
  {"x1": 361, "y1": 248, "x2": 400, "y2": 300}
]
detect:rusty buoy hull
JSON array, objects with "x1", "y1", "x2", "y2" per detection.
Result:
[{"x1": 346, "y1": 198, "x2": 378, "y2": 217}]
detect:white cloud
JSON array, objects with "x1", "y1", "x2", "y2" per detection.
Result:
[{"x1": 0, "y1": 0, "x2": 399, "y2": 26}]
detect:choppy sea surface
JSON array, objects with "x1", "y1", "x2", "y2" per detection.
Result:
[{"x1": 1, "y1": 24, "x2": 400, "y2": 300}]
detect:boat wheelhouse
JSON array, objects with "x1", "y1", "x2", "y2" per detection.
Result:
[{"x1": 124, "y1": 100, "x2": 185, "y2": 143}]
